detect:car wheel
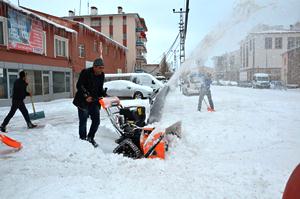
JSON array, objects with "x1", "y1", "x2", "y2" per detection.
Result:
[{"x1": 133, "y1": 91, "x2": 143, "y2": 99}]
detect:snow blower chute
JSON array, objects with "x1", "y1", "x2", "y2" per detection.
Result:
[{"x1": 99, "y1": 95, "x2": 181, "y2": 159}]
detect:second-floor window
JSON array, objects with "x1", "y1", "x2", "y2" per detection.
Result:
[
  {"x1": 265, "y1": 37, "x2": 272, "y2": 49},
  {"x1": 109, "y1": 17, "x2": 113, "y2": 26},
  {"x1": 287, "y1": 37, "x2": 295, "y2": 49},
  {"x1": 79, "y1": 44, "x2": 85, "y2": 58},
  {"x1": 0, "y1": 17, "x2": 8, "y2": 45},
  {"x1": 91, "y1": 18, "x2": 101, "y2": 26},
  {"x1": 54, "y1": 35, "x2": 68, "y2": 57},
  {"x1": 275, "y1": 37, "x2": 282, "y2": 49}
]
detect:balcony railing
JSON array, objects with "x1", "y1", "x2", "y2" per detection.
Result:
[{"x1": 136, "y1": 27, "x2": 144, "y2": 32}]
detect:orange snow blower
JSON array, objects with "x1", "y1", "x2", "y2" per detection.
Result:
[
  {"x1": 99, "y1": 97, "x2": 181, "y2": 159},
  {"x1": 0, "y1": 134, "x2": 22, "y2": 149}
]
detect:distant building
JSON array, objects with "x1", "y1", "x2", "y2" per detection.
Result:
[
  {"x1": 0, "y1": 1, "x2": 126, "y2": 106},
  {"x1": 213, "y1": 50, "x2": 240, "y2": 81},
  {"x1": 282, "y1": 47, "x2": 300, "y2": 87},
  {"x1": 64, "y1": 6, "x2": 148, "y2": 73},
  {"x1": 240, "y1": 28, "x2": 300, "y2": 82}
]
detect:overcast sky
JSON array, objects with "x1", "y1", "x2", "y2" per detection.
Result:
[{"x1": 9, "y1": 0, "x2": 300, "y2": 66}]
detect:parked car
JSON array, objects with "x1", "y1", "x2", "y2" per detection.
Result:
[
  {"x1": 252, "y1": 73, "x2": 270, "y2": 88},
  {"x1": 105, "y1": 73, "x2": 164, "y2": 91},
  {"x1": 104, "y1": 80, "x2": 154, "y2": 99}
]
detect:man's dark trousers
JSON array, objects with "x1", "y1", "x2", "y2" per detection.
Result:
[
  {"x1": 78, "y1": 102, "x2": 100, "y2": 140},
  {"x1": 2, "y1": 100, "x2": 31, "y2": 126}
]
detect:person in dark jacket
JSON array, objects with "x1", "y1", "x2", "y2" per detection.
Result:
[
  {"x1": 73, "y1": 58, "x2": 106, "y2": 147},
  {"x1": 0, "y1": 71, "x2": 37, "y2": 132},
  {"x1": 197, "y1": 73, "x2": 215, "y2": 112}
]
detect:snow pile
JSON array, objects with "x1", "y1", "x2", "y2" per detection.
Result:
[{"x1": 1, "y1": 86, "x2": 300, "y2": 198}]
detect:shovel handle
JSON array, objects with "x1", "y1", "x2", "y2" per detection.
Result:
[{"x1": 30, "y1": 96, "x2": 36, "y2": 114}]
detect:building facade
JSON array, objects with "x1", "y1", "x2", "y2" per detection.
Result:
[
  {"x1": 213, "y1": 50, "x2": 240, "y2": 82},
  {"x1": 0, "y1": 1, "x2": 126, "y2": 106},
  {"x1": 240, "y1": 30, "x2": 300, "y2": 82},
  {"x1": 64, "y1": 6, "x2": 148, "y2": 73},
  {"x1": 282, "y1": 47, "x2": 300, "y2": 86}
]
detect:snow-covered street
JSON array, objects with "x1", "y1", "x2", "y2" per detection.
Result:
[{"x1": 1, "y1": 86, "x2": 300, "y2": 199}]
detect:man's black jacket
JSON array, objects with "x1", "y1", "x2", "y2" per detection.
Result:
[
  {"x1": 73, "y1": 67, "x2": 105, "y2": 109},
  {"x1": 12, "y1": 78, "x2": 30, "y2": 100}
]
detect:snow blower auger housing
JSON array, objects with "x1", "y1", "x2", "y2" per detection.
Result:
[{"x1": 99, "y1": 97, "x2": 181, "y2": 159}]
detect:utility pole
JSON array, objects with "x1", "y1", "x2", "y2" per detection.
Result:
[
  {"x1": 173, "y1": 8, "x2": 185, "y2": 65},
  {"x1": 173, "y1": 0, "x2": 189, "y2": 66},
  {"x1": 18, "y1": 0, "x2": 20, "y2": 6}
]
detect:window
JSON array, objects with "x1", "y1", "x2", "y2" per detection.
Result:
[
  {"x1": 123, "y1": 33, "x2": 127, "y2": 40},
  {"x1": 287, "y1": 37, "x2": 295, "y2": 49},
  {"x1": 93, "y1": 40, "x2": 98, "y2": 52},
  {"x1": 109, "y1": 17, "x2": 113, "y2": 26},
  {"x1": 296, "y1": 37, "x2": 300, "y2": 48},
  {"x1": 65, "y1": 72, "x2": 70, "y2": 92},
  {"x1": 42, "y1": 31, "x2": 47, "y2": 55},
  {"x1": 79, "y1": 44, "x2": 85, "y2": 57},
  {"x1": 275, "y1": 37, "x2": 282, "y2": 49},
  {"x1": 91, "y1": 18, "x2": 101, "y2": 26},
  {"x1": 265, "y1": 37, "x2": 272, "y2": 49},
  {"x1": 54, "y1": 35, "x2": 68, "y2": 57},
  {"x1": 53, "y1": 72, "x2": 65, "y2": 93},
  {"x1": 0, "y1": 68, "x2": 8, "y2": 99},
  {"x1": 0, "y1": 21, "x2": 3, "y2": 45},
  {"x1": 123, "y1": 16, "x2": 127, "y2": 25},
  {"x1": 0, "y1": 17, "x2": 8, "y2": 45},
  {"x1": 34, "y1": 71, "x2": 42, "y2": 95},
  {"x1": 42, "y1": 71, "x2": 49, "y2": 95}
]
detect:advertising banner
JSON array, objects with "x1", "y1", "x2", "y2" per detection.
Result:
[{"x1": 7, "y1": 8, "x2": 43, "y2": 54}]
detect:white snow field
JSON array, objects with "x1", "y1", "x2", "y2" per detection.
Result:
[{"x1": 0, "y1": 86, "x2": 300, "y2": 199}]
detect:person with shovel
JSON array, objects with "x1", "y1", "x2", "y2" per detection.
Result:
[
  {"x1": 73, "y1": 58, "x2": 106, "y2": 148},
  {"x1": 197, "y1": 73, "x2": 215, "y2": 112},
  {"x1": 0, "y1": 71, "x2": 37, "y2": 132}
]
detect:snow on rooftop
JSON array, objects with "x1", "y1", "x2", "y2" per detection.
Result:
[
  {"x1": 77, "y1": 22, "x2": 127, "y2": 51},
  {"x1": 3, "y1": 0, "x2": 76, "y2": 34},
  {"x1": 251, "y1": 30, "x2": 300, "y2": 34}
]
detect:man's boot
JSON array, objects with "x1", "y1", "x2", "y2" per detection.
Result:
[
  {"x1": 0, "y1": 125, "x2": 6, "y2": 132},
  {"x1": 27, "y1": 122, "x2": 37, "y2": 129}
]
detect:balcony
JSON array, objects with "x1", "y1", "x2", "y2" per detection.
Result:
[
  {"x1": 136, "y1": 41, "x2": 147, "y2": 52},
  {"x1": 136, "y1": 27, "x2": 144, "y2": 32}
]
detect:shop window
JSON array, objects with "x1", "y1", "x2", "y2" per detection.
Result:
[
  {"x1": 65, "y1": 72, "x2": 70, "y2": 92},
  {"x1": 34, "y1": 71, "x2": 42, "y2": 95},
  {"x1": 42, "y1": 71, "x2": 49, "y2": 95},
  {"x1": 53, "y1": 72, "x2": 65, "y2": 93}
]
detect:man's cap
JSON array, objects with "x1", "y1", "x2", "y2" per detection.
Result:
[
  {"x1": 93, "y1": 58, "x2": 104, "y2": 67},
  {"x1": 19, "y1": 71, "x2": 26, "y2": 78}
]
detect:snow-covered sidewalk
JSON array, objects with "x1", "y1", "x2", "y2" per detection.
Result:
[{"x1": 0, "y1": 86, "x2": 299, "y2": 199}]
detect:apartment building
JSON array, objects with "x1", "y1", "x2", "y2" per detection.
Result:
[
  {"x1": 0, "y1": 1, "x2": 126, "y2": 106},
  {"x1": 240, "y1": 29, "x2": 300, "y2": 82},
  {"x1": 64, "y1": 6, "x2": 148, "y2": 73}
]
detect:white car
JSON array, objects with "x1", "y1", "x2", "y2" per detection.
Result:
[{"x1": 104, "y1": 80, "x2": 154, "y2": 99}]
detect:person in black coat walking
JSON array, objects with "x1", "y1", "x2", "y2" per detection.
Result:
[
  {"x1": 197, "y1": 73, "x2": 215, "y2": 112},
  {"x1": 0, "y1": 71, "x2": 37, "y2": 132},
  {"x1": 73, "y1": 58, "x2": 106, "y2": 147}
]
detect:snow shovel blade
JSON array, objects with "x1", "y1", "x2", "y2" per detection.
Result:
[
  {"x1": 165, "y1": 121, "x2": 182, "y2": 138},
  {"x1": 29, "y1": 111, "x2": 45, "y2": 120},
  {"x1": 0, "y1": 134, "x2": 22, "y2": 149}
]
